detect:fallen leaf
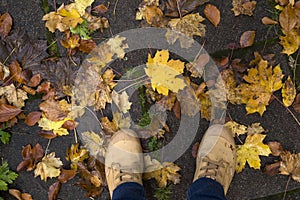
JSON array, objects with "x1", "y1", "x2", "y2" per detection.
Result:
[
  {"x1": 263, "y1": 161, "x2": 281, "y2": 176},
  {"x1": 204, "y1": 4, "x2": 221, "y2": 27},
  {"x1": 58, "y1": 169, "x2": 77, "y2": 183},
  {"x1": 225, "y1": 121, "x2": 247, "y2": 136},
  {"x1": 62, "y1": 120, "x2": 78, "y2": 130},
  {"x1": 92, "y1": 4, "x2": 108, "y2": 14},
  {"x1": 80, "y1": 131, "x2": 106, "y2": 158},
  {"x1": 0, "y1": 104, "x2": 22, "y2": 122},
  {"x1": 145, "y1": 50, "x2": 185, "y2": 95},
  {"x1": 268, "y1": 141, "x2": 283, "y2": 156},
  {"x1": 164, "y1": 0, "x2": 209, "y2": 17},
  {"x1": 9, "y1": 189, "x2": 32, "y2": 200},
  {"x1": 25, "y1": 111, "x2": 42, "y2": 126},
  {"x1": 282, "y1": 76, "x2": 296, "y2": 107},
  {"x1": 0, "y1": 84, "x2": 28, "y2": 108},
  {"x1": 279, "y1": 4, "x2": 297, "y2": 32},
  {"x1": 37, "y1": 130, "x2": 57, "y2": 139},
  {"x1": 192, "y1": 142, "x2": 200, "y2": 158},
  {"x1": 0, "y1": 13, "x2": 12, "y2": 38},
  {"x1": 17, "y1": 143, "x2": 44, "y2": 172},
  {"x1": 38, "y1": 115, "x2": 72, "y2": 136},
  {"x1": 79, "y1": 39, "x2": 96, "y2": 53},
  {"x1": 28, "y1": 74, "x2": 41, "y2": 87},
  {"x1": 240, "y1": 31, "x2": 255, "y2": 48},
  {"x1": 34, "y1": 152, "x2": 63, "y2": 181},
  {"x1": 111, "y1": 91, "x2": 132, "y2": 113},
  {"x1": 280, "y1": 30, "x2": 300, "y2": 55},
  {"x1": 101, "y1": 117, "x2": 119, "y2": 135},
  {"x1": 143, "y1": 155, "x2": 181, "y2": 187},
  {"x1": 261, "y1": 17, "x2": 278, "y2": 25},
  {"x1": 66, "y1": 143, "x2": 89, "y2": 170},
  {"x1": 60, "y1": 34, "x2": 80, "y2": 49},
  {"x1": 9, "y1": 61, "x2": 29, "y2": 84},
  {"x1": 236, "y1": 133, "x2": 271, "y2": 172},
  {"x1": 186, "y1": 53, "x2": 210, "y2": 78},
  {"x1": 74, "y1": 0, "x2": 95, "y2": 15},
  {"x1": 247, "y1": 123, "x2": 265, "y2": 135},
  {"x1": 136, "y1": 0, "x2": 166, "y2": 27},
  {"x1": 293, "y1": 93, "x2": 300, "y2": 113},
  {"x1": 232, "y1": 0, "x2": 256, "y2": 16},
  {"x1": 48, "y1": 181, "x2": 61, "y2": 200},
  {"x1": 279, "y1": 150, "x2": 300, "y2": 182}
]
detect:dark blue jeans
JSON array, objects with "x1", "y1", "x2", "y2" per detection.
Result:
[{"x1": 112, "y1": 177, "x2": 226, "y2": 200}]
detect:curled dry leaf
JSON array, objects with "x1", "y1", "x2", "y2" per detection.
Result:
[
  {"x1": 240, "y1": 31, "x2": 255, "y2": 48},
  {"x1": 0, "y1": 104, "x2": 22, "y2": 122},
  {"x1": 263, "y1": 161, "x2": 281, "y2": 176},
  {"x1": 164, "y1": 0, "x2": 209, "y2": 17},
  {"x1": 28, "y1": 74, "x2": 41, "y2": 87},
  {"x1": 101, "y1": 117, "x2": 119, "y2": 135},
  {"x1": 9, "y1": 189, "x2": 33, "y2": 200},
  {"x1": 192, "y1": 142, "x2": 200, "y2": 158},
  {"x1": 17, "y1": 143, "x2": 44, "y2": 172},
  {"x1": 34, "y1": 152, "x2": 63, "y2": 181},
  {"x1": 80, "y1": 131, "x2": 106, "y2": 158},
  {"x1": 0, "y1": 84, "x2": 28, "y2": 108},
  {"x1": 0, "y1": 12, "x2": 12, "y2": 38},
  {"x1": 268, "y1": 141, "x2": 283, "y2": 156},
  {"x1": 66, "y1": 143, "x2": 89, "y2": 170},
  {"x1": 282, "y1": 76, "x2": 296, "y2": 107},
  {"x1": 48, "y1": 181, "x2": 61, "y2": 200},
  {"x1": 39, "y1": 99, "x2": 68, "y2": 121},
  {"x1": 293, "y1": 93, "x2": 300, "y2": 113},
  {"x1": 111, "y1": 91, "x2": 132, "y2": 113},
  {"x1": 58, "y1": 169, "x2": 77, "y2": 183},
  {"x1": 25, "y1": 111, "x2": 42, "y2": 126},
  {"x1": 204, "y1": 4, "x2": 221, "y2": 27},
  {"x1": 261, "y1": 17, "x2": 278, "y2": 25}
]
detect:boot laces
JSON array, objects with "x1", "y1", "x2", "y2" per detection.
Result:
[
  {"x1": 112, "y1": 162, "x2": 141, "y2": 183},
  {"x1": 199, "y1": 157, "x2": 228, "y2": 180}
]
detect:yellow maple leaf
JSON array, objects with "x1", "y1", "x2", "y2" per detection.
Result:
[
  {"x1": 143, "y1": 155, "x2": 181, "y2": 187},
  {"x1": 38, "y1": 115, "x2": 72, "y2": 136},
  {"x1": 282, "y1": 76, "x2": 296, "y2": 107},
  {"x1": 74, "y1": 0, "x2": 94, "y2": 16},
  {"x1": 225, "y1": 121, "x2": 247, "y2": 136},
  {"x1": 34, "y1": 152, "x2": 63, "y2": 181},
  {"x1": 66, "y1": 143, "x2": 89, "y2": 170},
  {"x1": 145, "y1": 50, "x2": 185, "y2": 95},
  {"x1": 234, "y1": 54, "x2": 283, "y2": 115},
  {"x1": 236, "y1": 133, "x2": 271, "y2": 173},
  {"x1": 58, "y1": 6, "x2": 83, "y2": 29},
  {"x1": 280, "y1": 30, "x2": 300, "y2": 56}
]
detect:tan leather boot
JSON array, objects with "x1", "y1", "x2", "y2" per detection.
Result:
[
  {"x1": 105, "y1": 129, "x2": 144, "y2": 198},
  {"x1": 193, "y1": 124, "x2": 236, "y2": 194}
]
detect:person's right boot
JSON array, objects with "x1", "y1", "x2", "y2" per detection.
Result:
[{"x1": 193, "y1": 124, "x2": 236, "y2": 194}]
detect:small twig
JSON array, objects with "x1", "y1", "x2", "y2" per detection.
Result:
[
  {"x1": 84, "y1": 106, "x2": 103, "y2": 130},
  {"x1": 282, "y1": 176, "x2": 291, "y2": 200},
  {"x1": 293, "y1": 50, "x2": 300, "y2": 83},
  {"x1": 45, "y1": 139, "x2": 52, "y2": 155},
  {"x1": 117, "y1": 77, "x2": 150, "y2": 94},
  {"x1": 273, "y1": 95, "x2": 300, "y2": 127},
  {"x1": 176, "y1": 0, "x2": 182, "y2": 19},
  {"x1": 74, "y1": 128, "x2": 78, "y2": 144},
  {"x1": 114, "y1": 74, "x2": 147, "y2": 82},
  {"x1": 113, "y1": 0, "x2": 119, "y2": 16},
  {"x1": 3, "y1": 47, "x2": 16, "y2": 65}
]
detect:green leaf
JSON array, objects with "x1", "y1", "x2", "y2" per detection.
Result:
[
  {"x1": 0, "y1": 161, "x2": 18, "y2": 191},
  {"x1": 70, "y1": 19, "x2": 92, "y2": 40},
  {"x1": 0, "y1": 130, "x2": 10, "y2": 144}
]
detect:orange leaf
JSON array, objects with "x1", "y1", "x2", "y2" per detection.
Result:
[
  {"x1": 9, "y1": 61, "x2": 28, "y2": 84},
  {"x1": 240, "y1": 30, "x2": 255, "y2": 48},
  {"x1": 204, "y1": 4, "x2": 220, "y2": 27},
  {"x1": 0, "y1": 12, "x2": 12, "y2": 37},
  {"x1": 28, "y1": 74, "x2": 41, "y2": 87},
  {"x1": 39, "y1": 99, "x2": 68, "y2": 121},
  {"x1": 261, "y1": 17, "x2": 278, "y2": 25},
  {"x1": 58, "y1": 169, "x2": 76, "y2": 183},
  {"x1": 79, "y1": 39, "x2": 97, "y2": 53},
  {"x1": 0, "y1": 104, "x2": 22, "y2": 122}
]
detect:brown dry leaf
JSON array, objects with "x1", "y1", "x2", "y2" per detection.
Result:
[
  {"x1": 192, "y1": 142, "x2": 200, "y2": 158},
  {"x1": 293, "y1": 93, "x2": 300, "y2": 113},
  {"x1": 17, "y1": 143, "x2": 44, "y2": 172},
  {"x1": 164, "y1": 0, "x2": 209, "y2": 17},
  {"x1": 261, "y1": 17, "x2": 278, "y2": 25},
  {"x1": 0, "y1": 12, "x2": 12, "y2": 38},
  {"x1": 240, "y1": 31, "x2": 255, "y2": 48},
  {"x1": 25, "y1": 111, "x2": 42, "y2": 126},
  {"x1": 204, "y1": 4, "x2": 221, "y2": 27},
  {"x1": 85, "y1": 15, "x2": 109, "y2": 32},
  {"x1": 34, "y1": 152, "x2": 63, "y2": 181},
  {"x1": 279, "y1": 4, "x2": 297, "y2": 32},
  {"x1": 268, "y1": 141, "x2": 283, "y2": 156},
  {"x1": 232, "y1": 0, "x2": 256, "y2": 16},
  {"x1": 62, "y1": 120, "x2": 78, "y2": 130},
  {"x1": 0, "y1": 104, "x2": 22, "y2": 122},
  {"x1": 279, "y1": 150, "x2": 300, "y2": 182},
  {"x1": 79, "y1": 39, "x2": 96, "y2": 53},
  {"x1": 0, "y1": 84, "x2": 28, "y2": 108},
  {"x1": 172, "y1": 99, "x2": 181, "y2": 119},
  {"x1": 143, "y1": 155, "x2": 181, "y2": 187},
  {"x1": 66, "y1": 143, "x2": 89, "y2": 170},
  {"x1": 60, "y1": 34, "x2": 80, "y2": 49},
  {"x1": 9, "y1": 189, "x2": 33, "y2": 200},
  {"x1": 282, "y1": 76, "x2": 296, "y2": 107},
  {"x1": 92, "y1": 4, "x2": 109, "y2": 14},
  {"x1": 48, "y1": 181, "x2": 61, "y2": 200},
  {"x1": 37, "y1": 130, "x2": 57, "y2": 139},
  {"x1": 28, "y1": 74, "x2": 41, "y2": 87},
  {"x1": 58, "y1": 169, "x2": 77, "y2": 183},
  {"x1": 136, "y1": 0, "x2": 166, "y2": 27},
  {"x1": 101, "y1": 117, "x2": 119, "y2": 135},
  {"x1": 39, "y1": 99, "x2": 68, "y2": 121},
  {"x1": 186, "y1": 53, "x2": 210, "y2": 78},
  {"x1": 263, "y1": 161, "x2": 281, "y2": 176}
]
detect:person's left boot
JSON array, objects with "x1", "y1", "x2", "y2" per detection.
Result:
[{"x1": 105, "y1": 129, "x2": 144, "y2": 198}]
